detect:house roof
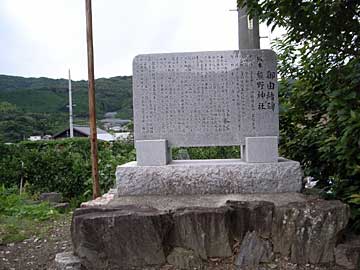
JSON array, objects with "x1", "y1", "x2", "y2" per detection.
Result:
[
  {"x1": 53, "y1": 126, "x2": 115, "y2": 141},
  {"x1": 73, "y1": 126, "x2": 108, "y2": 136}
]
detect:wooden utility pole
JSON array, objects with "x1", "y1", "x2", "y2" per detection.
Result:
[{"x1": 85, "y1": 0, "x2": 100, "y2": 199}]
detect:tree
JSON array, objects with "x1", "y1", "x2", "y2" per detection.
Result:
[
  {"x1": 0, "y1": 102, "x2": 66, "y2": 142},
  {"x1": 237, "y1": 0, "x2": 360, "y2": 231}
]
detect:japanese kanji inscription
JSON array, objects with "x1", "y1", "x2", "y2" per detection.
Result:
[{"x1": 133, "y1": 50, "x2": 278, "y2": 147}]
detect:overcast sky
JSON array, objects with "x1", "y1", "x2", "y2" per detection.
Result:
[{"x1": 0, "y1": 0, "x2": 281, "y2": 80}]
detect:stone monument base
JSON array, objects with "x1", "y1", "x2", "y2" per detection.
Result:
[
  {"x1": 69, "y1": 193, "x2": 350, "y2": 270},
  {"x1": 116, "y1": 158, "x2": 303, "y2": 196}
]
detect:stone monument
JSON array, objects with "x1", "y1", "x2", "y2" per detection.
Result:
[
  {"x1": 133, "y1": 50, "x2": 278, "y2": 164},
  {"x1": 66, "y1": 49, "x2": 351, "y2": 270},
  {"x1": 116, "y1": 49, "x2": 303, "y2": 195}
]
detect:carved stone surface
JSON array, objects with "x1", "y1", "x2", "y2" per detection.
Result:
[
  {"x1": 116, "y1": 158, "x2": 302, "y2": 196},
  {"x1": 133, "y1": 50, "x2": 278, "y2": 147}
]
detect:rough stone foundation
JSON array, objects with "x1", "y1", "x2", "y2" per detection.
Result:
[{"x1": 70, "y1": 193, "x2": 350, "y2": 270}]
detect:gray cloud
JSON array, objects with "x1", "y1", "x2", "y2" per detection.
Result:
[{"x1": 0, "y1": 0, "x2": 278, "y2": 80}]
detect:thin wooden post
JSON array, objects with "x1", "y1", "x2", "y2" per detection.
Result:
[
  {"x1": 68, "y1": 69, "x2": 74, "y2": 138},
  {"x1": 85, "y1": 0, "x2": 100, "y2": 199},
  {"x1": 19, "y1": 161, "x2": 24, "y2": 195}
]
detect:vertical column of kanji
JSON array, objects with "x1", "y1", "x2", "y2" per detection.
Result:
[
  {"x1": 221, "y1": 54, "x2": 231, "y2": 135},
  {"x1": 254, "y1": 54, "x2": 266, "y2": 136},
  {"x1": 138, "y1": 57, "x2": 147, "y2": 138},
  {"x1": 253, "y1": 51, "x2": 278, "y2": 136},
  {"x1": 239, "y1": 52, "x2": 255, "y2": 139},
  {"x1": 228, "y1": 53, "x2": 238, "y2": 140}
]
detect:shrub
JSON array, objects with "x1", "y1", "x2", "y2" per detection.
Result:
[{"x1": 0, "y1": 138, "x2": 135, "y2": 200}]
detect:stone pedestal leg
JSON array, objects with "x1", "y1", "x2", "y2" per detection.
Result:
[
  {"x1": 244, "y1": 136, "x2": 278, "y2": 163},
  {"x1": 135, "y1": 139, "x2": 171, "y2": 166}
]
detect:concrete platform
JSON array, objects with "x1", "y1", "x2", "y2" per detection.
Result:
[{"x1": 116, "y1": 158, "x2": 303, "y2": 196}]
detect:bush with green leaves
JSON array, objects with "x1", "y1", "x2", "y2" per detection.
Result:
[
  {"x1": 0, "y1": 138, "x2": 135, "y2": 200},
  {"x1": 238, "y1": 0, "x2": 360, "y2": 232},
  {"x1": 173, "y1": 146, "x2": 240, "y2": 160}
]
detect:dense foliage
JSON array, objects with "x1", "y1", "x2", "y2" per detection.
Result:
[
  {"x1": 0, "y1": 139, "x2": 135, "y2": 200},
  {"x1": 0, "y1": 102, "x2": 69, "y2": 143},
  {"x1": 238, "y1": 0, "x2": 360, "y2": 231},
  {"x1": 0, "y1": 75, "x2": 133, "y2": 142}
]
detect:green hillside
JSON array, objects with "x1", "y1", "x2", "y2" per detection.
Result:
[
  {"x1": 0, "y1": 75, "x2": 133, "y2": 142},
  {"x1": 0, "y1": 75, "x2": 133, "y2": 116}
]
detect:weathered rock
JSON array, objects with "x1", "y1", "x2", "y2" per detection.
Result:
[
  {"x1": 166, "y1": 247, "x2": 203, "y2": 269},
  {"x1": 272, "y1": 199, "x2": 350, "y2": 264},
  {"x1": 71, "y1": 206, "x2": 172, "y2": 270},
  {"x1": 227, "y1": 201, "x2": 274, "y2": 241},
  {"x1": 54, "y1": 202, "x2": 70, "y2": 212},
  {"x1": 171, "y1": 207, "x2": 232, "y2": 259},
  {"x1": 39, "y1": 192, "x2": 62, "y2": 203},
  {"x1": 55, "y1": 252, "x2": 82, "y2": 270},
  {"x1": 335, "y1": 235, "x2": 360, "y2": 270},
  {"x1": 81, "y1": 189, "x2": 116, "y2": 208},
  {"x1": 71, "y1": 194, "x2": 350, "y2": 269},
  {"x1": 248, "y1": 201, "x2": 274, "y2": 239},
  {"x1": 235, "y1": 231, "x2": 273, "y2": 269}
]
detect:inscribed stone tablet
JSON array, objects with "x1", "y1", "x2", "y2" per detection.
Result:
[{"x1": 133, "y1": 50, "x2": 278, "y2": 147}]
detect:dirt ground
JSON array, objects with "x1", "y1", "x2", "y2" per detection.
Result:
[
  {"x1": 0, "y1": 214, "x2": 72, "y2": 270},
  {"x1": 0, "y1": 212, "x2": 349, "y2": 270}
]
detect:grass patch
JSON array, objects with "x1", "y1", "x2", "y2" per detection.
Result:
[{"x1": 0, "y1": 186, "x2": 61, "y2": 245}]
